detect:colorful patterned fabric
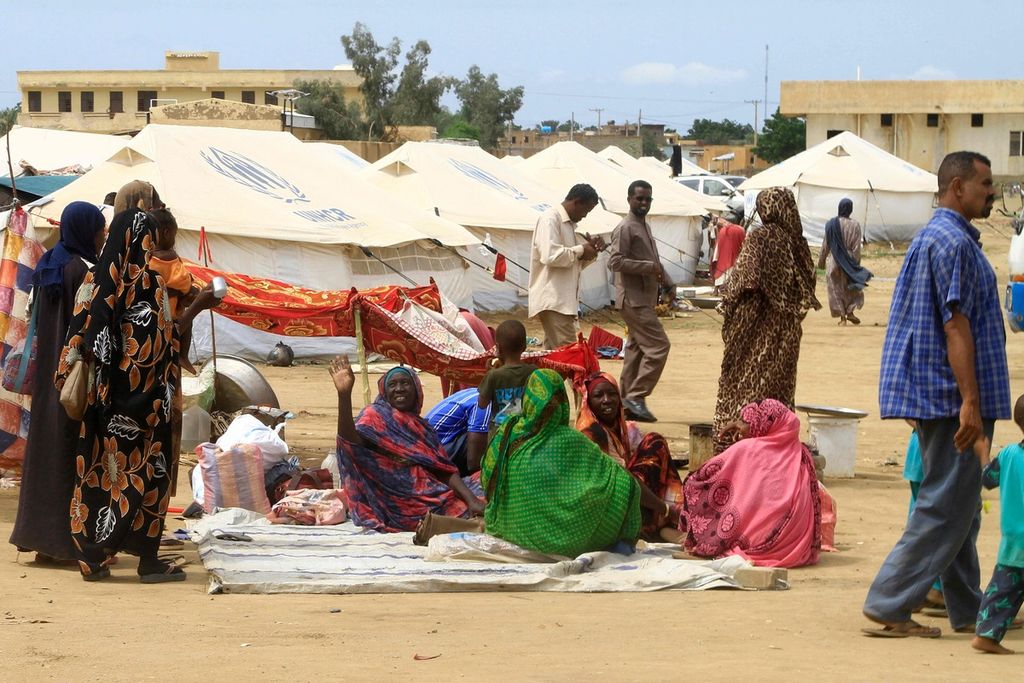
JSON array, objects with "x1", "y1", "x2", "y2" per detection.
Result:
[
  {"x1": 198, "y1": 443, "x2": 271, "y2": 514},
  {"x1": 683, "y1": 399, "x2": 821, "y2": 568},
  {"x1": 57, "y1": 208, "x2": 179, "y2": 576},
  {"x1": 976, "y1": 564, "x2": 1024, "y2": 643},
  {"x1": 481, "y1": 369, "x2": 642, "y2": 557},
  {"x1": 879, "y1": 207, "x2": 1010, "y2": 420},
  {"x1": 0, "y1": 207, "x2": 44, "y2": 474},
  {"x1": 576, "y1": 372, "x2": 683, "y2": 535},
  {"x1": 336, "y1": 368, "x2": 479, "y2": 532}
]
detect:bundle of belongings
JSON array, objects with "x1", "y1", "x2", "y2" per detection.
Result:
[{"x1": 190, "y1": 413, "x2": 347, "y2": 525}]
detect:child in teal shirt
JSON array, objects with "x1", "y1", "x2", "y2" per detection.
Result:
[{"x1": 973, "y1": 395, "x2": 1024, "y2": 654}]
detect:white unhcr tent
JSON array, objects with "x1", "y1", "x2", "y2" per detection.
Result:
[
  {"x1": 738, "y1": 131, "x2": 938, "y2": 245},
  {"x1": 28, "y1": 124, "x2": 479, "y2": 360},
  {"x1": 0, "y1": 125, "x2": 128, "y2": 175},
  {"x1": 520, "y1": 142, "x2": 713, "y2": 285},
  {"x1": 363, "y1": 141, "x2": 623, "y2": 312}
]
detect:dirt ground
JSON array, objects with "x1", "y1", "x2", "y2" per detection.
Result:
[{"x1": 2, "y1": 217, "x2": 1023, "y2": 681}]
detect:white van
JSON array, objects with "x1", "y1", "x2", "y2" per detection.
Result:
[{"x1": 675, "y1": 174, "x2": 746, "y2": 216}]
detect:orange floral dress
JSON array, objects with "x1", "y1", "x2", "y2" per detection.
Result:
[{"x1": 56, "y1": 209, "x2": 179, "y2": 577}]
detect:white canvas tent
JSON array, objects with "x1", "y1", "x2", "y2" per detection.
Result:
[
  {"x1": 303, "y1": 142, "x2": 371, "y2": 171},
  {"x1": 0, "y1": 125, "x2": 128, "y2": 175},
  {"x1": 520, "y1": 142, "x2": 713, "y2": 285},
  {"x1": 739, "y1": 131, "x2": 938, "y2": 245},
  {"x1": 28, "y1": 124, "x2": 479, "y2": 360},
  {"x1": 363, "y1": 141, "x2": 623, "y2": 311},
  {"x1": 598, "y1": 145, "x2": 728, "y2": 216}
]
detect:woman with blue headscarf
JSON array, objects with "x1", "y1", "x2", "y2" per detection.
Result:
[
  {"x1": 9, "y1": 201, "x2": 106, "y2": 564},
  {"x1": 817, "y1": 198, "x2": 872, "y2": 325}
]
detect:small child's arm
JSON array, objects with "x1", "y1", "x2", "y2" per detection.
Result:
[{"x1": 982, "y1": 457, "x2": 1001, "y2": 490}]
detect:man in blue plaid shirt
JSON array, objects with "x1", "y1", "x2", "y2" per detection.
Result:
[{"x1": 863, "y1": 151, "x2": 1010, "y2": 639}]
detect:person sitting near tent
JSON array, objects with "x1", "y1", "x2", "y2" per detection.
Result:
[
  {"x1": 330, "y1": 357, "x2": 485, "y2": 532},
  {"x1": 817, "y1": 198, "x2": 872, "y2": 325},
  {"x1": 683, "y1": 398, "x2": 822, "y2": 568},
  {"x1": 710, "y1": 212, "x2": 745, "y2": 291},
  {"x1": 576, "y1": 372, "x2": 682, "y2": 540},
  {"x1": 481, "y1": 368, "x2": 642, "y2": 557},
  {"x1": 424, "y1": 387, "x2": 491, "y2": 476}
]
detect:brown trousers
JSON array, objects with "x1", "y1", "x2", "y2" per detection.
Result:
[
  {"x1": 620, "y1": 304, "x2": 670, "y2": 401},
  {"x1": 537, "y1": 310, "x2": 578, "y2": 350}
]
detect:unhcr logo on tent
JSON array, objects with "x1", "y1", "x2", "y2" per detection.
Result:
[
  {"x1": 201, "y1": 148, "x2": 311, "y2": 204},
  {"x1": 448, "y1": 158, "x2": 528, "y2": 201}
]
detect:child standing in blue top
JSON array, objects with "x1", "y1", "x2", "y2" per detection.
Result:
[{"x1": 973, "y1": 395, "x2": 1024, "y2": 654}]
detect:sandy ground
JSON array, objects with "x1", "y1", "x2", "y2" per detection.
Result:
[{"x1": 2, "y1": 217, "x2": 1024, "y2": 681}]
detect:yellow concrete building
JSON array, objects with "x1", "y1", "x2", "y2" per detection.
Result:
[
  {"x1": 781, "y1": 80, "x2": 1024, "y2": 179},
  {"x1": 17, "y1": 51, "x2": 362, "y2": 135}
]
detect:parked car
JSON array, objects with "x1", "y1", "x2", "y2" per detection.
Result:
[{"x1": 675, "y1": 174, "x2": 746, "y2": 218}]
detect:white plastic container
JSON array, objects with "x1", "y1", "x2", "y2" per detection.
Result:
[
  {"x1": 181, "y1": 405, "x2": 212, "y2": 454},
  {"x1": 808, "y1": 415, "x2": 859, "y2": 478},
  {"x1": 1009, "y1": 231, "x2": 1024, "y2": 277}
]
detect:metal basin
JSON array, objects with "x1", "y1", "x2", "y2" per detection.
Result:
[
  {"x1": 795, "y1": 403, "x2": 868, "y2": 419},
  {"x1": 201, "y1": 355, "x2": 280, "y2": 413}
]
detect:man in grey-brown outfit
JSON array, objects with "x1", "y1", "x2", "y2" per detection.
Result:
[{"x1": 608, "y1": 180, "x2": 671, "y2": 422}]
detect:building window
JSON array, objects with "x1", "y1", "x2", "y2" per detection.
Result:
[
  {"x1": 81, "y1": 91, "x2": 94, "y2": 113},
  {"x1": 927, "y1": 113, "x2": 939, "y2": 127},
  {"x1": 826, "y1": 129, "x2": 843, "y2": 139},
  {"x1": 137, "y1": 90, "x2": 157, "y2": 112},
  {"x1": 524, "y1": 135, "x2": 529, "y2": 143},
  {"x1": 58, "y1": 91, "x2": 72, "y2": 113},
  {"x1": 241, "y1": 90, "x2": 255, "y2": 104},
  {"x1": 27, "y1": 91, "x2": 41, "y2": 112},
  {"x1": 880, "y1": 113, "x2": 894, "y2": 127},
  {"x1": 510, "y1": 136, "x2": 516, "y2": 144},
  {"x1": 1011, "y1": 131, "x2": 1023, "y2": 158},
  {"x1": 971, "y1": 113, "x2": 984, "y2": 127},
  {"x1": 212, "y1": 91, "x2": 225, "y2": 100},
  {"x1": 264, "y1": 92, "x2": 278, "y2": 105},
  {"x1": 109, "y1": 91, "x2": 124, "y2": 113}
]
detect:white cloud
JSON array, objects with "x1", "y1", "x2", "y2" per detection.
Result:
[
  {"x1": 908, "y1": 65, "x2": 956, "y2": 80},
  {"x1": 620, "y1": 61, "x2": 747, "y2": 86}
]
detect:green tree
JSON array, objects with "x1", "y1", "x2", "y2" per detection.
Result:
[
  {"x1": 439, "y1": 116, "x2": 481, "y2": 142},
  {"x1": 340, "y1": 22, "x2": 400, "y2": 138},
  {"x1": 390, "y1": 40, "x2": 454, "y2": 127},
  {"x1": 641, "y1": 132, "x2": 666, "y2": 160},
  {"x1": 557, "y1": 120, "x2": 581, "y2": 133},
  {"x1": 293, "y1": 80, "x2": 365, "y2": 140},
  {"x1": 754, "y1": 108, "x2": 806, "y2": 163},
  {"x1": 0, "y1": 104, "x2": 18, "y2": 135},
  {"x1": 454, "y1": 66, "x2": 524, "y2": 150},
  {"x1": 685, "y1": 118, "x2": 754, "y2": 144}
]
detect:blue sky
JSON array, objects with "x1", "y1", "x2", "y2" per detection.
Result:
[{"x1": 4, "y1": 0, "x2": 1021, "y2": 132}]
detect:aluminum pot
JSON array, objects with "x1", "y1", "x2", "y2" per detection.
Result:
[{"x1": 201, "y1": 355, "x2": 280, "y2": 413}]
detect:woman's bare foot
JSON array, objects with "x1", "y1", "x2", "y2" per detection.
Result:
[
  {"x1": 972, "y1": 635, "x2": 1014, "y2": 654},
  {"x1": 847, "y1": 312, "x2": 861, "y2": 325},
  {"x1": 659, "y1": 527, "x2": 685, "y2": 544}
]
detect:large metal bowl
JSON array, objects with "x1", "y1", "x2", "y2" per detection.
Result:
[
  {"x1": 201, "y1": 355, "x2": 280, "y2": 413},
  {"x1": 795, "y1": 403, "x2": 868, "y2": 419}
]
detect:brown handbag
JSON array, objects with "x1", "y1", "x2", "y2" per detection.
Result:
[{"x1": 59, "y1": 360, "x2": 91, "y2": 421}]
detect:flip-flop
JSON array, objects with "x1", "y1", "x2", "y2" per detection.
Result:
[
  {"x1": 81, "y1": 566, "x2": 111, "y2": 582},
  {"x1": 861, "y1": 622, "x2": 941, "y2": 639},
  {"x1": 139, "y1": 560, "x2": 187, "y2": 584}
]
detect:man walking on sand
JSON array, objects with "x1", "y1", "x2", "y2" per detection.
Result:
[
  {"x1": 528, "y1": 184, "x2": 604, "y2": 349},
  {"x1": 862, "y1": 151, "x2": 1010, "y2": 639},
  {"x1": 608, "y1": 180, "x2": 670, "y2": 423}
]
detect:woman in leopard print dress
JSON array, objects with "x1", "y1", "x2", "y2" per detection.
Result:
[{"x1": 713, "y1": 187, "x2": 820, "y2": 453}]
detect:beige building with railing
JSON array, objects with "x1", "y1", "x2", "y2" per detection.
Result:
[
  {"x1": 17, "y1": 51, "x2": 362, "y2": 135},
  {"x1": 781, "y1": 80, "x2": 1024, "y2": 179}
]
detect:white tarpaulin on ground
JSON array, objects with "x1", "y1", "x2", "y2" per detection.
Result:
[
  {"x1": 0, "y1": 125, "x2": 127, "y2": 175},
  {"x1": 192, "y1": 511, "x2": 747, "y2": 594},
  {"x1": 27, "y1": 124, "x2": 480, "y2": 360},
  {"x1": 739, "y1": 131, "x2": 938, "y2": 244},
  {"x1": 363, "y1": 141, "x2": 623, "y2": 311},
  {"x1": 521, "y1": 142, "x2": 713, "y2": 285}
]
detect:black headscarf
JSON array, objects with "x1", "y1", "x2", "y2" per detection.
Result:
[
  {"x1": 824, "y1": 198, "x2": 872, "y2": 290},
  {"x1": 33, "y1": 201, "x2": 104, "y2": 299}
]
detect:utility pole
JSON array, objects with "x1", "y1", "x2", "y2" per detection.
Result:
[
  {"x1": 570, "y1": 112, "x2": 575, "y2": 141},
  {"x1": 745, "y1": 99, "x2": 761, "y2": 146},
  {"x1": 589, "y1": 107, "x2": 604, "y2": 132},
  {"x1": 637, "y1": 109, "x2": 642, "y2": 136}
]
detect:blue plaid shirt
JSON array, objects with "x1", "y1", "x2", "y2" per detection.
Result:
[
  {"x1": 879, "y1": 208, "x2": 1010, "y2": 420},
  {"x1": 424, "y1": 388, "x2": 491, "y2": 446}
]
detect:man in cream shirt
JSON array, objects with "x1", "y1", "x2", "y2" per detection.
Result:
[{"x1": 528, "y1": 183, "x2": 603, "y2": 349}]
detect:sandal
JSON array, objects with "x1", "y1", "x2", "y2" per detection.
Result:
[
  {"x1": 81, "y1": 566, "x2": 111, "y2": 582},
  {"x1": 139, "y1": 559, "x2": 187, "y2": 584},
  {"x1": 862, "y1": 620, "x2": 941, "y2": 639}
]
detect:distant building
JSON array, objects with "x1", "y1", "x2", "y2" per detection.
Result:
[
  {"x1": 781, "y1": 80, "x2": 1024, "y2": 179},
  {"x1": 17, "y1": 51, "x2": 362, "y2": 135}
]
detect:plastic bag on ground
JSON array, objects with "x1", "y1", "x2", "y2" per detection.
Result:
[{"x1": 216, "y1": 414, "x2": 288, "y2": 468}]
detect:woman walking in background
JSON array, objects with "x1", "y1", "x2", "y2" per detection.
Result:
[{"x1": 818, "y1": 198, "x2": 872, "y2": 325}]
